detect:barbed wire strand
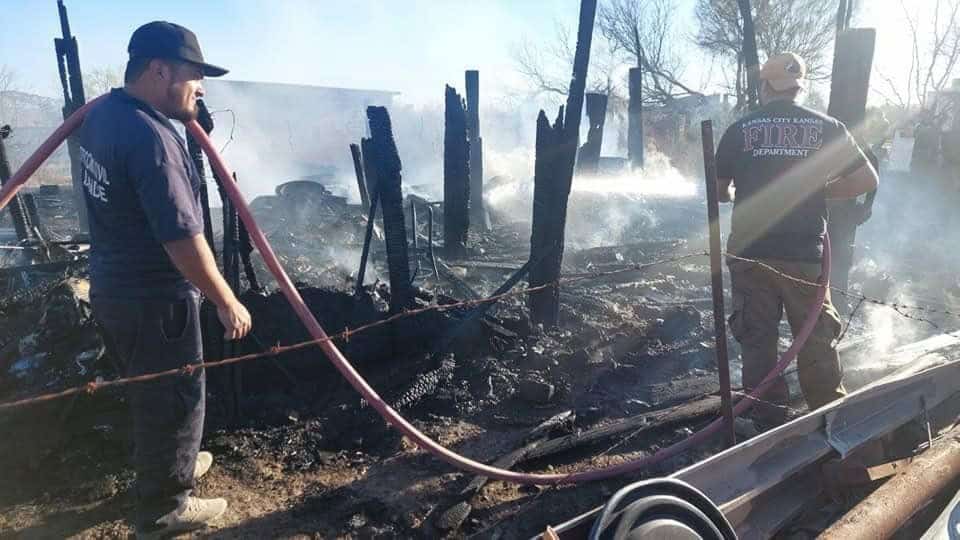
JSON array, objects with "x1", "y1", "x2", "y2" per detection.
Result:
[
  {"x1": 3, "y1": 249, "x2": 960, "y2": 412},
  {"x1": 0, "y1": 252, "x2": 707, "y2": 411}
]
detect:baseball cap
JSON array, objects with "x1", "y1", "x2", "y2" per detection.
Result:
[
  {"x1": 759, "y1": 52, "x2": 806, "y2": 92},
  {"x1": 128, "y1": 21, "x2": 228, "y2": 77}
]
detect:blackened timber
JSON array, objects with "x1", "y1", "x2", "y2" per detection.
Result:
[
  {"x1": 465, "y1": 70, "x2": 485, "y2": 230},
  {"x1": 187, "y1": 100, "x2": 217, "y2": 257},
  {"x1": 577, "y1": 92, "x2": 608, "y2": 174},
  {"x1": 350, "y1": 143, "x2": 370, "y2": 210},
  {"x1": 22, "y1": 194, "x2": 44, "y2": 240},
  {"x1": 628, "y1": 67, "x2": 645, "y2": 169},
  {"x1": 737, "y1": 0, "x2": 760, "y2": 110},
  {"x1": 528, "y1": 0, "x2": 597, "y2": 327},
  {"x1": 0, "y1": 126, "x2": 33, "y2": 242},
  {"x1": 443, "y1": 85, "x2": 470, "y2": 255},
  {"x1": 355, "y1": 139, "x2": 380, "y2": 296},
  {"x1": 54, "y1": 0, "x2": 88, "y2": 232},
  {"x1": 366, "y1": 106, "x2": 412, "y2": 312},
  {"x1": 528, "y1": 109, "x2": 566, "y2": 326},
  {"x1": 826, "y1": 28, "x2": 876, "y2": 310}
]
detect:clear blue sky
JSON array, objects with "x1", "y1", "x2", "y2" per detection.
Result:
[
  {"x1": 0, "y1": 0, "x2": 923, "y2": 108},
  {"x1": 1, "y1": 0, "x2": 610, "y2": 105}
]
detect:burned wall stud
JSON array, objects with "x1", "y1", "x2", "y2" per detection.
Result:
[
  {"x1": 628, "y1": 67, "x2": 645, "y2": 170},
  {"x1": 529, "y1": 0, "x2": 598, "y2": 328},
  {"x1": 576, "y1": 92, "x2": 608, "y2": 175},
  {"x1": 826, "y1": 28, "x2": 876, "y2": 312},
  {"x1": 366, "y1": 106, "x2": 412, "y2": 312},
  {"x1": 465, "y1": 70, "x2": 486, "y2": 231},
  {"x1": 443, "y1": 85, "x2": 471, "y2": 256}
]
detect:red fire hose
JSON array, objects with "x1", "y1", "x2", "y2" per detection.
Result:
[{"x1": 1, "y1": 99, "x2": 829, "y2": 485}]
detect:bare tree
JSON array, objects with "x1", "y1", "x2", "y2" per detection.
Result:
[
  {"x1": 695, "y1": 0, "x2": 837, "y2": 105},
  {"x1": 83, "y1": 66, "x2": 123, "y2": 99},
  {"x1": 513, "y1": 19, "x2": 621, "y2": 102},
  {"x1": 0, "y1": 65, "x2": 19, "y2": 123},
  {"x1": 874, "y1": 0, "x2": 960, "y2": 114},
  {"x1": 597, "y1": 0, "x2": 702, "y2": 105}
]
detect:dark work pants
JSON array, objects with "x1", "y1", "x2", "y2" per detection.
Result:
[{"x1": 92, "y1": 294, "x2": 205, "y2": 528}]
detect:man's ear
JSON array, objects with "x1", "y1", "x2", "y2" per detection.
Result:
[{"x1": 151, "y1": 59, "x2": 168, "y2": 81}]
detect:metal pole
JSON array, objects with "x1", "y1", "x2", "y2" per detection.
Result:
[
  {"x1": 701, "y1": 120, "x2": 736, "y2": 447},
  {"x1": 820, "y1": 427, "x2": 960, "y2": 540}
]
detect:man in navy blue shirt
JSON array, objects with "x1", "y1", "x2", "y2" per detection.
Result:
[{"x1": 78, "y1": 21, "x2": 251, "y2": 538}]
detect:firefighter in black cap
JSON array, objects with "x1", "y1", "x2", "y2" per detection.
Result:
[{"x1": 78, "y1": 21, "x2": 251, "y2": 538}]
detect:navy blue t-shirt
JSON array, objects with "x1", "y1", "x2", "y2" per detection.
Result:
[
  {"x1": 78, "y1": 88, "x2": 204, "y2": 299},
  {"x1": 716, "y1": 100, "x2": 867, "y2": 262}
]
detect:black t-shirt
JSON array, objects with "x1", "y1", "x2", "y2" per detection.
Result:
[
  {"x1": 78, "y1": 88, "x2": 204, "y2": 299},
  {"x1": 716, "y1": 100, "x2": 868, "y2": 262}
]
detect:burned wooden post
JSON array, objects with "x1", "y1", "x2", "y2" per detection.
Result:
[
  {"x1": 443, "y1": 85, "x2": 470, "y2": 256},
  {"x1": 528, "y1": 0, "x2": 597, "y2": 328},
  {"x1": 350, "y1": 143, "x2": 370, "y2": 210},
  {"x1": 628, "y1": 68, "x2": 644, "y2": 169},
  {"x1": 366, "y1": 106, "x2": 412, "y2": 312},
  {"x1": 0, "y1": 126, "x2": 33, "y2": 242},
  {"x1": 577, "y1": 92, "x2": 608, "y2": 175},
  {"x1": 465, "y1": 70, "x2": 486, "y2": 231},
  {"x1": 702, "y1": 120, "x2": 736, "y2": 448},
  {"x1": 53, "y1": 0, "x2": 88, "y2": 233},
  {"x1": 186, "y1": 100, "x2": 217, "y2": 256},
  {"x1": 826, "y1": 28, "x2": 876, "y2": 311},
  {"x1": 737, "y1": 0, "x2": 760, "y2": 110}
]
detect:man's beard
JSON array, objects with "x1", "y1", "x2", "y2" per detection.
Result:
[
  {"x1": 165, "y1": 87, "x2": 198, "y2": 122},
  {"x1": 168, "y1": 102, "x2": 198, "y2": 123}
]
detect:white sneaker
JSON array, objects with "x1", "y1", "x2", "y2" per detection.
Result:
[
  {"x1": 193, "y1": 451, "x2": 213, "y2": 481},
  {"x1": 137, "y1": 496, "x2": 227, "y2": 539}
]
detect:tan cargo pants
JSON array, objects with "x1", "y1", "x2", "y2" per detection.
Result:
[{"x1": 727, "y1": 257, "x2": 846, "y2": 420}]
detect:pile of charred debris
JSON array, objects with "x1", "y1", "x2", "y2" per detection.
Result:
[
  {"x1": 0, "y1": 91, "x2": 746, "y2": 537},
  {"x1": 7, "y1": 2, "x2": 960, "y2": 539},
  {"x1": 4, "y1": 92, "x2": 950, "y2": 536}
]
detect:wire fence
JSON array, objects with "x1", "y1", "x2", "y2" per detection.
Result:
[{"x1": 0, "y1": 248, "x2": 957, "y2": 412}]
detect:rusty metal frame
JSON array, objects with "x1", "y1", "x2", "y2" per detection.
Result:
[{"x1": 544, "y1": 332, "x2": 960, "y2": 539}]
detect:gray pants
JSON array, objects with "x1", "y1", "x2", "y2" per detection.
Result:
[{"x1": 92, "y1": 294, "x2": 205, "y2": 529}]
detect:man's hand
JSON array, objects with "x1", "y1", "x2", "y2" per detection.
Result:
[
  {"x1": 717, "y1": 177, "x2": 734, "y2": 203},
  {"x1": 826, "y1": 162, "x2": 879, "y2": 200},
  {"x1": 163, "y1": 234, "x2": 255, "y2": 340},
  {"x1": 217, "y1": 299, "x2": 252, "y2": 340}
]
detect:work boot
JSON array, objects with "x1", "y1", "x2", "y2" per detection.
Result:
[
  {"x1": 193, "y1": 451, "x2": 213, "y2": 481},
  {"x1": 136, "y1": 496, "x2": 227, "y2": 539}
]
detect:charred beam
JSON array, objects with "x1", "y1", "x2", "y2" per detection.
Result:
[
  {"x1": 366, "y1": 106, "x2": 412, "y2": 312},
  {"x1": 465, "y1": 70, "x2": 486, "y2": 230},
  {"x1": 628, "y1": 67, "x2": 645, "y2": 169},
  {"x1": 737, "y1": 0, "x2": 760, "y2": 110},
  {"x1": 0, "y1": 126, "x2": 33, "y2": 242},
  {"x1": 444, "y1": 85, "x2": 470, "y2": 256},
  {"x1": 355, "y1": 137, "x2": 379, "y2": 295},
  {"x1": 350, "y1": 143, "x2": 370, "y2": 210},
  {"x1": 826, "y1": 28, "x2": 876, "y2": 311},
  {"x1": 528, "y1": 0, "x2": 597, "y2": 328},
  {"x1": 577, "y1": 92, "x2": 608, "y2": 175}
]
